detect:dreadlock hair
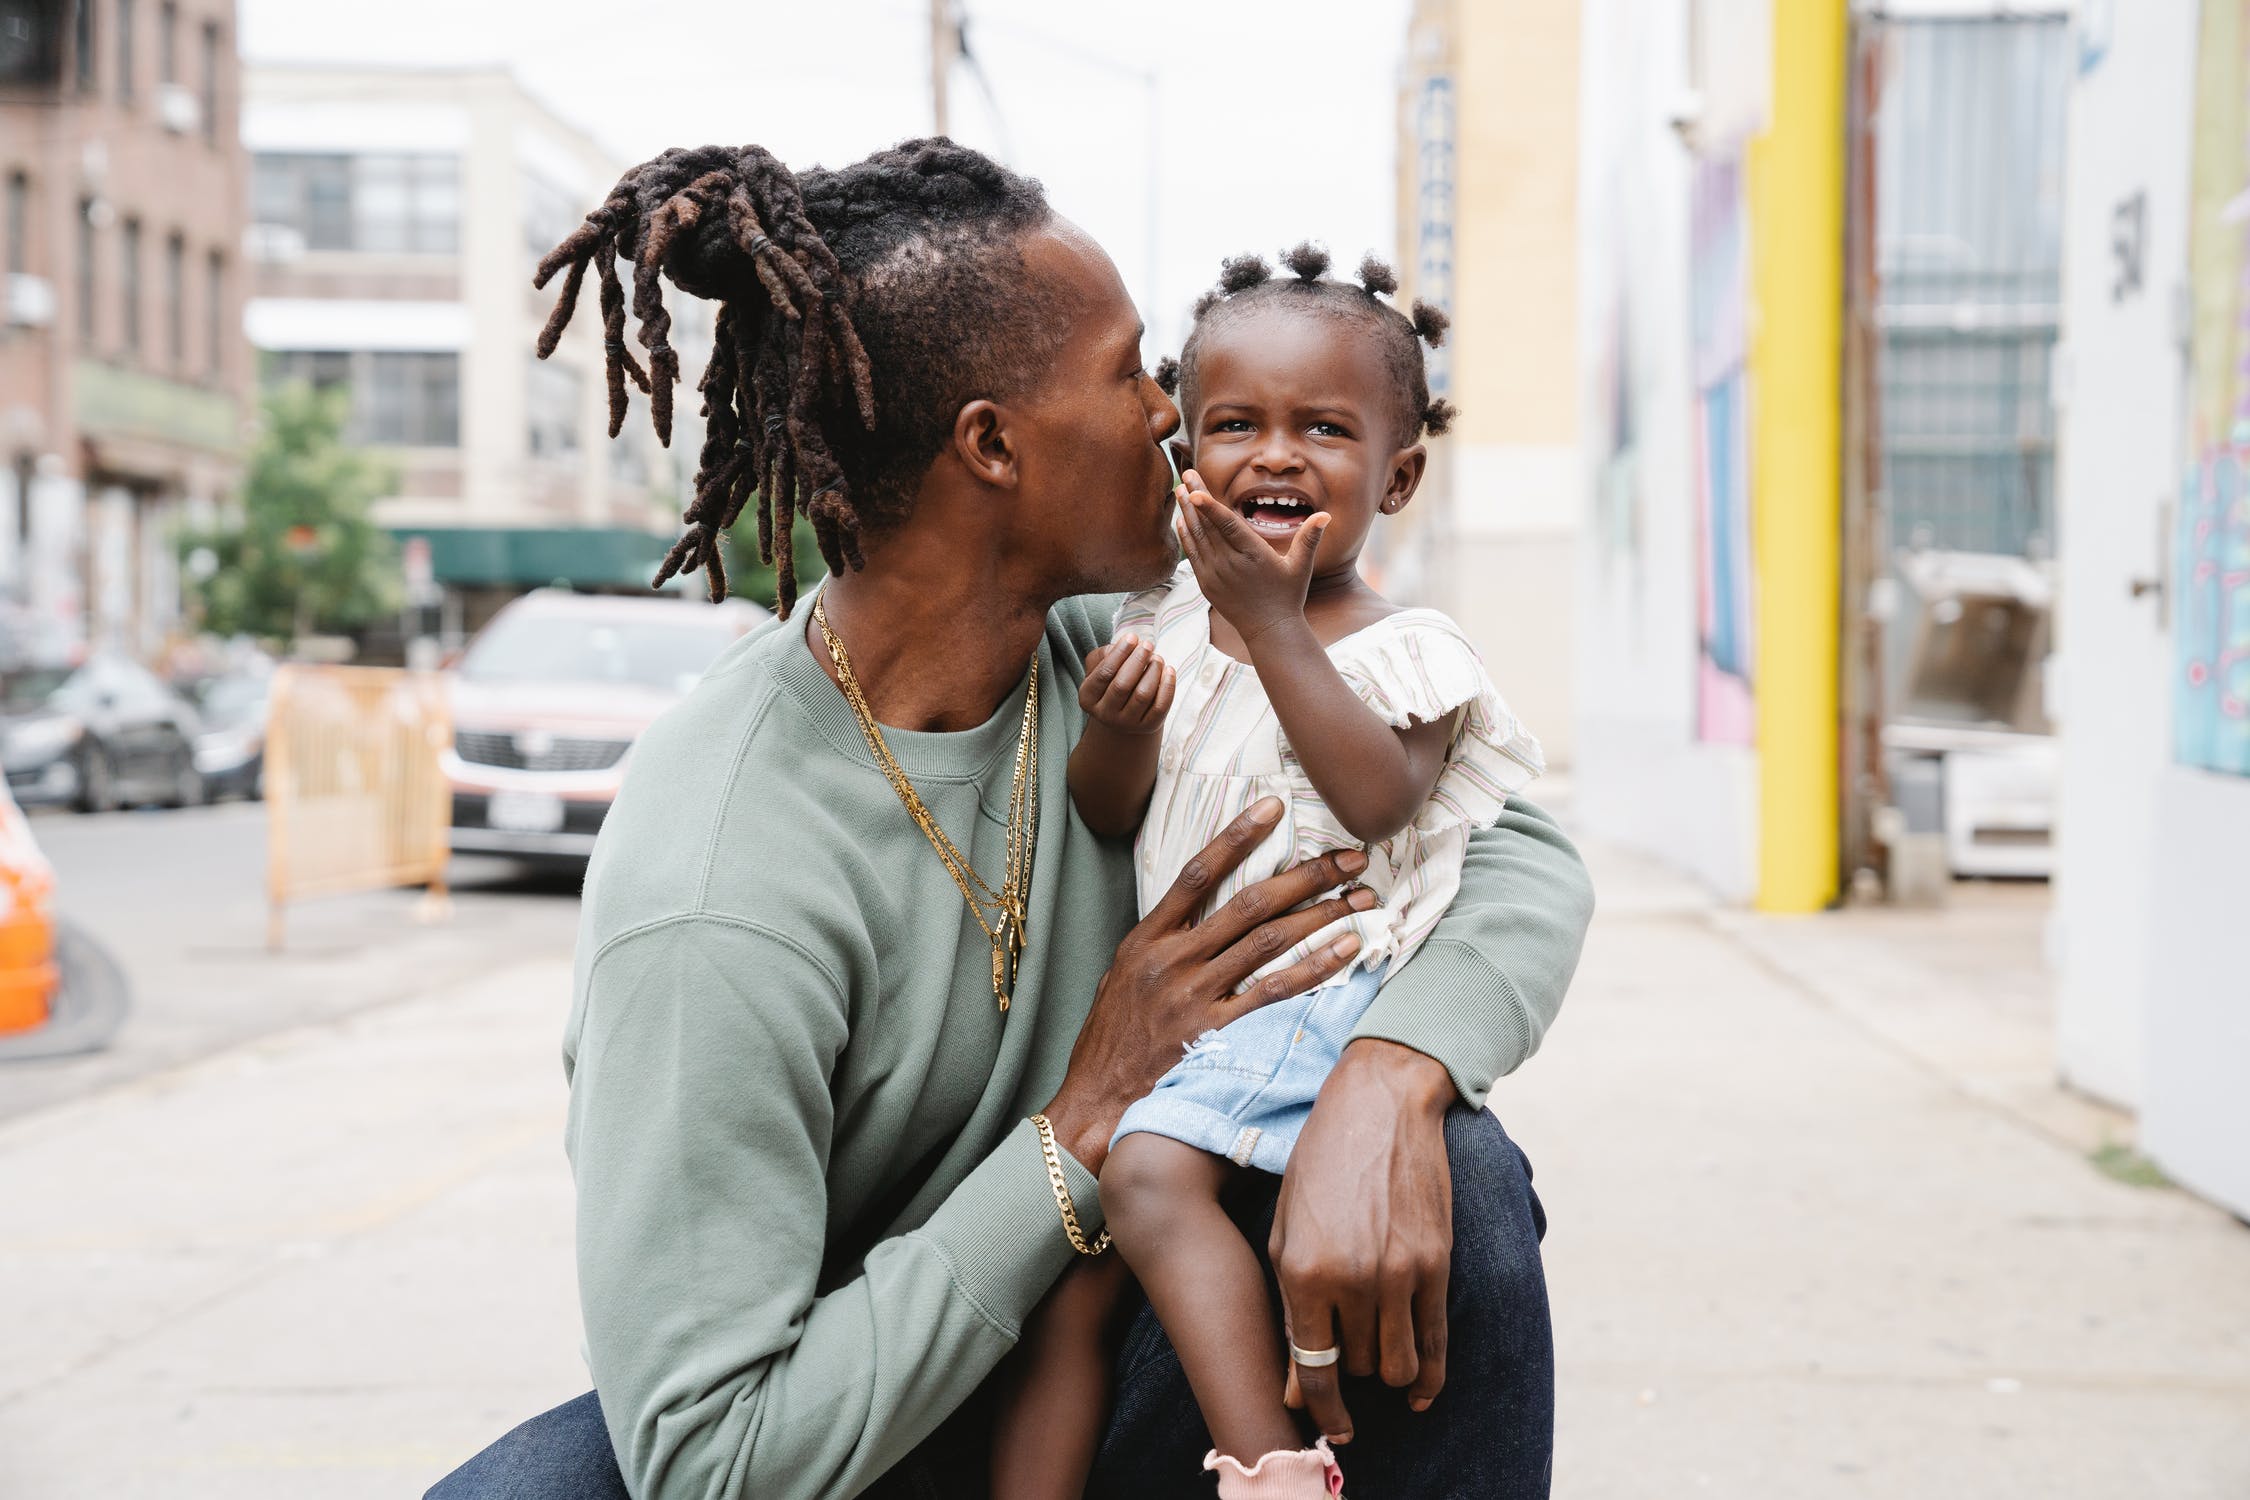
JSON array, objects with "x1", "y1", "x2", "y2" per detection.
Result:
[
  {"x1": 533, "y1": 139, "x2": 1057, "y2": 616},
  {"x1": 1153, "y1": 242, "x2": 1458, "y2": 446}
]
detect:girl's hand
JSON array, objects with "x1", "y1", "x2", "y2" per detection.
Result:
[
  {"x1": 1174, "y1": 468, "x2": 1329, "y2": 648},
  {"x1": 1078, "y1": 632, "x2": 1176, "y2": 735}
]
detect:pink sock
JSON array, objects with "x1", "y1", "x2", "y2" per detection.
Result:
[{"x1": 1201, "y1": 1437, "x2": 1345, "y2": 1498}]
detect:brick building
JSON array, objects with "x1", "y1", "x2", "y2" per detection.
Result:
[{"x1": 0, "y1": 0, "x2": 249, "y2": 666}]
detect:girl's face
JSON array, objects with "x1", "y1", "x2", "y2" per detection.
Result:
[{"x1": 1183, "y1": 305, "x2": 1426, "y2": 576}]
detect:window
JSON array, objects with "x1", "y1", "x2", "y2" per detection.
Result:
[
  {"x1": 74, "y1": 197, "x2": 94, "y2": 340},
  {"x1": 198, "y1": 20, "x2": 216, "y2": 144},
  {"x1": 118, "y1": 215, "x2": 138, "y2": 352},
  {"x1": 204, "y1": 249, "x2": 221, "y2": 377},
  {"x1": 353, "y1": 154, "x2": 458, "y2": 254},
  {"x1": 527, "y1": 357, "x2": 581, "y2": 460},
  {"x1": 115, "y1": 0, "x2": 131, "y2": 105},
  {"x1": 74, "y1": 0, "x2": 93, "y2": 92},
  {"x1": 163, "y1": 230, "x2": 182, "y2": 367},
  {"x1": 522, "y1": 171, "x2": 582, "y2": 260},
  {"x1": 252, "y1": 152, "x2": 458, "y2": 255},
  {"x1": 265, "y1": 350, "x2": 460, "y2": 447},
  {"x1": 0, "y1": 0, "x2": 65, "y2": 85},
  {"x1": 156, "y1": 0, "x2": 172, "y2": 84},
  {"x1": 4, "y1": 172, "x2": 25, "y2": 277}
]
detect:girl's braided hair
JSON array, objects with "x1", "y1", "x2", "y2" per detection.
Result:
[
  {"x1": 533, "y1": 138, "x2": 1055, "y2": 616},
  {"x1": 1153, "y1": 242, "x2": 1457, "y2": 445}
]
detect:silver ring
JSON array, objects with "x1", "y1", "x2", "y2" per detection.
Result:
[{"x1": 1288, "y1": 1341, "x2": 1341, "y2": 1369}]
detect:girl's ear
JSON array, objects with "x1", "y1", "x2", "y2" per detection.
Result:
[{"x1": 1380, "y1": 444, "x2": 1427, "y2": 515}]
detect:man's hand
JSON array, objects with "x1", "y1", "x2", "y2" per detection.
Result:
[
  {"x1": 1271, "y1": 1037, "x2": 1456, "y2": 1444},
  {"x1": 1040, "y1": 798, "x2": 1377, "y2": 1174},
  {"x1": 1078, "y1": 632, "x2": 1175, "y2": 735}
]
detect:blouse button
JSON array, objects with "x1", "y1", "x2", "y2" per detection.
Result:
[
  {"x1": 1202, "y1": 660, "x2": 1223, "y2": 686},
  {"x1": 1161, "y1": 746, "x2": 1179, "y2": 772}
]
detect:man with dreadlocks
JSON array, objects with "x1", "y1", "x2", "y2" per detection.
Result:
[{"x1": 429, "y1": 139, "x2": 1589, "y2": 1500}]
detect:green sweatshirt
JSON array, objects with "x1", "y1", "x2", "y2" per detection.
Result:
[{"x1": 563, "y1": 592, "x2": 1594, "y2": 1500}]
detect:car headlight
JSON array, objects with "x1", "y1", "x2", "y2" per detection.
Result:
[{"x1": 2, "y1": 716, "x2": 84, "y2": 767}]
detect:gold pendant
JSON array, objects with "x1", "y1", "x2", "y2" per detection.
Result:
[{"x1": 993, "y1": 907, "x2": 1023, "y2": 1013}]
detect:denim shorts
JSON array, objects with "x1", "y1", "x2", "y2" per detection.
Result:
[{"x1": 1109, "y1": 962, "x2": 1387, "y2": 1175}]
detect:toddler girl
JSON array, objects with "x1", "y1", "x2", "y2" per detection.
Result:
[{"x1": 991, "y1": 245, "x2": 1543, "y2": 1499}]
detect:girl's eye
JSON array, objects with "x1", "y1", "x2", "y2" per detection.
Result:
[
  {"x1": 1210, "y1": 419, "x2": 1253, "y2": 433},
  {"x1": 1311, "y1": 421, "x2": 1350, "y2": 438}
]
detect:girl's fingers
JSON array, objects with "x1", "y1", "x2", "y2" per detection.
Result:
[
  {"x1": 1103, "y1": 640, "x2": 1154, "y2": 707},
  {"x1": 1153, "y1": 664, "x2": 1177, "y2": 718}
]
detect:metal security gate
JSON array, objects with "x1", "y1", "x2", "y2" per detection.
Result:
[{"x1": 1844, "y1": 6, "x2": 2072, "y2": 891}]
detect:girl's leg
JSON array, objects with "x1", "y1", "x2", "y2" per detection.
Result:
[
  {"x1": 990, "y1": 1254, "x2": 1132, "y2": 1500},
  {"x1": 1101, "y1": 1131, "x2": 1302, "y2": 1465}
]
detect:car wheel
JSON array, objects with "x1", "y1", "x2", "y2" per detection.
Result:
[
  {"x1": 167, "y1": 748, "x2": 205, "y2": 809},
  {"x1": 75, "y1": 746, "x2": 118, "y2": 814}
]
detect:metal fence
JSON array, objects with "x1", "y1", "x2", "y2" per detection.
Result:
[{"x1": 1862, "y1": 10, "x2": 2071, "y2": 705}]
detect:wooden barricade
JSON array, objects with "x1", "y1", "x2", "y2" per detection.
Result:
[{"x1": 265, "y1": 664, "x2": 452, "y2": 949}]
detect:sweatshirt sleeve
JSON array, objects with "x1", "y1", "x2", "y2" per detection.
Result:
[
  {"x1": 1347, "y1": 796, "x2": 1595, "y2": 1107},
  {"x1": 566, "y1": 918, "x2": 1100, "y2": 1500}
]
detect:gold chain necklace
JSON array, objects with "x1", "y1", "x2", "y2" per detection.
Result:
[{"x1": 813, "y1": 595, "x2": 1038, "y2": 1012}]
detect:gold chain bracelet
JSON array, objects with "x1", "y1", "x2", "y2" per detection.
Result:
[{"x1": 1029, "y1": 1114, "x2": 1111, "y2": 1256}]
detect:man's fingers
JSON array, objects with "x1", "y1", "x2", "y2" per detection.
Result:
[
  {"x1": 1377, "y1": 1278, "x2": 1421, "y2": 1391},
  {"x1": 1143, "y1": 798, "x2": 1285, "y2": 929},
  {"x1": 1407, "y1": 1263, "x2": 1450, "y2": 1411},
  {"x1": 1336, "y1": 1289, "x2": 1380, "y2": 1379},
  {"x1": 1216, "y1": 933, "x2": 1362, "y2": 1022},
  {"x1": 1193, "y1": 847, "x2": 1370, "y2": 961},
  {"x1": 1207, "y1": 888, "x2": 1374, "y2": 1000}
]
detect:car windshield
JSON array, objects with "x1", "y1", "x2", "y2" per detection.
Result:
[
  {"x1": 0, "y1": 667, "x2": 75, "y2": 711},
  {"x1": 459, "y1": 611, "x2": 738, "y2": 694},
  {"x1": 198, "y1": 675, "x2": 269, "y2": 726}
]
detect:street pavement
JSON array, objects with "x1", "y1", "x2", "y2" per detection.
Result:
[
  {"x1": 0, "y1": 825, "x2": 2245, "y2": 1497},
  {"x1": 0, "y1": 802, "x2": 582, "y2": 1122}
]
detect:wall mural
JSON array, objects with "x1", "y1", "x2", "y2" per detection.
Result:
[
  {"x1": 1691, "y1": 150, "x2": 1756, "y2": 745},
  {"x1": 2177, "y1": 0, "x2": 2250, "y2": 776}
]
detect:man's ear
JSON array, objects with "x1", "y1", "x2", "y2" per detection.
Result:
[
  {"x1": 950, "y1": 400, "x2": 1019, "y2": 489},
  {"x1": 1380, "y1": 444, "x2": 1428, "y2": 516}
]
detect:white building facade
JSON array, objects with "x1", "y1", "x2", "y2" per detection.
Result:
[{"x1": 242, "y1": 66, "x2": 694, "y2": 639}]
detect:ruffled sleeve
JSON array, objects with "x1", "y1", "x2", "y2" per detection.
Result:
[{"x1": 1336, "y1": 613, "x2": 1545, "y2": 832}]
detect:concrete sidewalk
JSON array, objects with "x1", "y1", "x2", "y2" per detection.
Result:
[{"x1": 1, "y1": 839, "x2": 2246, "y2": 1497}]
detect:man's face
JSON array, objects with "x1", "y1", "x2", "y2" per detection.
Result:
[{"x1": 1005, "y1": 222, "x2": 1183, "y2": 597}]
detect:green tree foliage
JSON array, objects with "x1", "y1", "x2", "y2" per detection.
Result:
[
  {"x1": 720, "y1": 511, "x2": 827, "y2": 613},
  {"x1": 181, "y1": 384, "x2": 403, "y2": 642}
]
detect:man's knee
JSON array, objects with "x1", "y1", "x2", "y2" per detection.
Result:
[
  {"x1": 424, "y1": 1390, "x2": 629, "y2": 1500},
  {"x1": 1440, "y1": 1108, "x2": 1551, "y2": 1341}
]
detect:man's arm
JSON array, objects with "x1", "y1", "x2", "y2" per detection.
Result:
[
  {"x1": 1348, "y1": 795, "x2": 1595, "y2": 1105},
  {"x1": 1270, "y1": 796, "x2": 1594, "y2": 1443},
  {"x1": 568, "y1": 921, "x2": 1099, "y2": 1500}
]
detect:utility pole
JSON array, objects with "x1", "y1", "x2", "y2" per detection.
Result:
[{"x1": 930, "y1": 0, "x2": 959, "y2": 136}]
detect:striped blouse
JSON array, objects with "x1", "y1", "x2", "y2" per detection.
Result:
[{"x1": 1116, "y1": 564, "x2": 1546, "y2": 992}]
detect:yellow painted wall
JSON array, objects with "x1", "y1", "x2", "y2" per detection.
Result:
[{"x1": 1746, "y1": 0, "x2": 1846, "y2": 912}]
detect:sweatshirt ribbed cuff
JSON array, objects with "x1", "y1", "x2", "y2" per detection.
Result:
[
  {"x1": 910, "y1": 1116, "x2": 1105, "y2": 1339},
  {"x1": 1347, "y1": 937, "x2": 1534, "y2": 1110}
]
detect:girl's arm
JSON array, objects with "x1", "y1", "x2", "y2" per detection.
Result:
[
  {"x1": 1066, "y1": 633, "x2": 1175, "y2": 839},
  {"x1": 1174, "y1": 481, "x2": 1448, "y2": 845},
  {"x1": 1239, "y1": 620, "x2": 1453, "y2": 843}
]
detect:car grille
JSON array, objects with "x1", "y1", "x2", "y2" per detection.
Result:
[{"x1": 454, "y1": 730, "x2": 630, "y2": 773}]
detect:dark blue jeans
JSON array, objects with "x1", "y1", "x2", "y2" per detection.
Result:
[{"x1": 428, "y1": 1107, "x2": 1551, "y2": 1500}]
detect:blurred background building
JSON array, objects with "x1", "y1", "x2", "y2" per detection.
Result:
[
  {"x1": 0, "y1": 0, "x2": 248, "y2": 667},
  {"x1": 242, "y1": 64, "x2": 699, "y2": 648}
]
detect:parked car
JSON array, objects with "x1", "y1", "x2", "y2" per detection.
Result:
[
  {"x1": 442, "y1": 590, "x2": 769, "y2": 862},
  {"x1": 190, "y1": 669, "x2": 272, "y2": 801},
  {"x1": 0, "y1": 656, "x2": 206, "y2": 812}
]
